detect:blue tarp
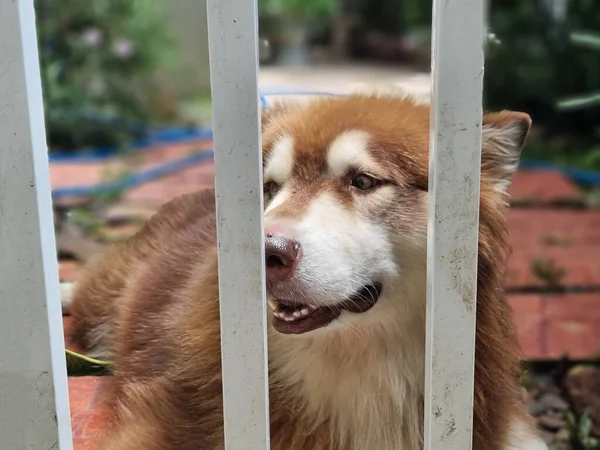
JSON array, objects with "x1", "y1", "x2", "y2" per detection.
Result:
[{"x1": 49, "y1": 91, "x2": 600, "y2": 200}]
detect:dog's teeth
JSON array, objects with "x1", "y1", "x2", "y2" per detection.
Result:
[{"x1": 272, "y1": 302, "x2": 315, "y2": 321}]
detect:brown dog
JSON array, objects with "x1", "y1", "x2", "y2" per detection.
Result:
[{"x1": 64, "y1": 91, "x2": 546, "y2": 450}]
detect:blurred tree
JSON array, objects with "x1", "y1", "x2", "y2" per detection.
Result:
[
  {"x1": 346, "y1": 0, "x2": 432, "y2": 62},
  {"x1": 484, "y1": 0, "x2": 600, "y2": 139},
  {"x1": 258, "y1": 0, "x2": 338, "y2": 64},
  {"x1": 556, "y1": 32, "x2": 600, "y2": 112},
  {"x1": 357, "y1": 0, "x2": 431, "y2": 34},
  {"x1": 36, "y1": 0, "x2": 176, "y2": 151}
]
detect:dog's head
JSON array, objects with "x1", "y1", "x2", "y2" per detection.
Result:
[{"x1": 260, "y1": 93, "x2": 531, "y2": 336}]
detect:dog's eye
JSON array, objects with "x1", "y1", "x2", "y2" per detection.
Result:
[
  {"x1": 264, "y1": 181, "x2": 280, "y2": 199},
  {"x1": 351, "y1": 174, "x2": 380, "y2": 191}
]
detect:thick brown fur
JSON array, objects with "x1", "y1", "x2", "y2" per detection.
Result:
[{"x1": 70, "y1": 94, "x2": 537, "y2": 450}]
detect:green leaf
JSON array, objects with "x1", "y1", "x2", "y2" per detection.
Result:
[
  {"x1": 570, "y1": 32, "x2": 600, "y2": 50},
  {"x1": 579, "y1": 412, "x2": 594, "y2": 438},
  {"x1": 259, "y1": 0, "x2": 338, "y2": 17},
  {"x1": 35, "y1": 0, "x2": 177, "y2": 151},
  {"x1": 65, "y1": 349, "x2": 111, "y2": 377},
  {"x1": 557, "y1": 92, "x2": 600, "y2": 110}
]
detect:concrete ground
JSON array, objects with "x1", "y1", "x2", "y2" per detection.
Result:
[
  {"x1": 259, "y1": 62, "x2": 431, "y2": 95},
  {"x1": 181, "y1": 62, "x2": 431, "y2": 123}
]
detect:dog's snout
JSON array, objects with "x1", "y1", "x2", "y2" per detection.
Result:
[{"x1": 265, "y1": 231, "x2": 301, "y2": 283}]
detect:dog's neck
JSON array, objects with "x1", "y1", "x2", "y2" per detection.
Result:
[{"x1": 268, "y1": 288, "x2": 427, "y2": 450}]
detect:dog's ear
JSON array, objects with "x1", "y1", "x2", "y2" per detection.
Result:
[
  {"x1": 481, "y1": 111, "x2": 532, "y2": 192},
  {"x1": 261, "y1": 93, "x2": 336, "y2": 131}
]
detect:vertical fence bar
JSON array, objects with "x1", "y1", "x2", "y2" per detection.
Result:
[
  {"x1": 483, "y1": 0, "x2": 490, "y2": 37},
  {"x1": 0, "y1": 0, "x2": 73, "y2": 449},
  {"x1": 206, "y1": 0, "x2": 270, "y2": 449},
  {"x1": 424, "y1": 0, "x2": 485, "y2": 449}
]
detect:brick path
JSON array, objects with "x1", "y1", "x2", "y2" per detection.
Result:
[{"x1": 54, "y1": 139, "x2": 600, "y2": 449}]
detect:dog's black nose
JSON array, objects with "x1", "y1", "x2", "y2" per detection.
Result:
[{"x1": 265, "y1": 233, "x2": 301, "y2": 283}]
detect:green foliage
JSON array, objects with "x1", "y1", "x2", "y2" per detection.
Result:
[
  {"x1": 36, "y1": 0, "x2": 176, "y2": 151},
  {"x1": 350, "y1": 0, "x2": 430, "y2": 36},
  {"x1": 66, "y1": 349, "x2": 111, "y2": 377},
  {"x1": 566, "y1": 411, "x2": 599, "y2": 449},
  {"x1": 484, "y1": 0, "x2": 600, "y2": 140},
  {"x1": 258, "y1": 0, "x2": 338, "y2": 18},
  {"x1": 557, "y1": 32, "x2": 600, "y2": 111},
  {"x1": 403, "y1": 0, "x2": 432, "y2": 29},
  {"x1": 569, "y1": 31, "x2": 600, "y2": 50}
]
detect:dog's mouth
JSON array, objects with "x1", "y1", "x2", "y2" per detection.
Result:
[{"x1": 268, "y1": 282, "x2": 383, "y2": 335}]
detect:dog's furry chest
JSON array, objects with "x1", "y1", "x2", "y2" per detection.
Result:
[{"x1": 268, "y1": 336, "x2": 425, "y2": 450}]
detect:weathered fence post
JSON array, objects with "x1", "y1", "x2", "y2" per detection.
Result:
[
  {"x1": 425, "y1": 0, "x2": 485, "y2": 449},
  {"x1": 0, "y1": 0, "x2": 73, "y2": 448},
  {"x1": 206, "y1": 0, "x2": 271, "y2": 448}
]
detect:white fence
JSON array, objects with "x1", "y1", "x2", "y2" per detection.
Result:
[
  {"x1": 0, "y1": 0, "x2": 484, "y2": 448},
  {"x1": 0, "y1": 1, "x2": 73, "y2": 449}
]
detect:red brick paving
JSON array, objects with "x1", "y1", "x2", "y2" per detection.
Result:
[
  {"x1": 508, "y1": 295, "x2": 545, "y2": 357},
  {"x1": 505, "y1": 170, "x2": 600, "y2": 360},
  {"x1": 69, "y1": 374, "x2": 113, "y2": 450},
  {"x1": 52, "y1": 140, "x2": 214, "y2": 206},
  {"x1": 59, "y1": 260, "x2": 81, "y2": 282},
  {"x1": 51, "y1": 141, "x2": 213, "y2": 190},
  {"x1": 509, "y1": 170, "x2": 582, "y2": 203},
  {"x1": 64, "y1": 316, "x2": 107, "y2": 449},
  {"x1": 510, "y1": 293, "x2": 600, "y2": 359},
  {"x1": 506, "y1": 209, "x2": 600, "y2": 287},
  {"x1": 544, "y1": 293, "x2": 600, "y2": 359},
  {"x1": 53, "y1": 144, "x2": 600, "y2": 447},
  {"x1": 69, "y1": 376, "x2": 107, "y2": 447},
  {"x1": 124, "y1": 160, "x2": 215, "y2": 204}
]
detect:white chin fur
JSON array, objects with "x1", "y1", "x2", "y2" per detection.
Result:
[
  {"x1": 285, "y1": 191, "x2": 396, "y2": 303},
  {"x1": 60, "y1": 281, "x2": 75, "y2": 315},
  {"x1": 504, "y1": 418, "x2": 548, "y2": 450}
]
